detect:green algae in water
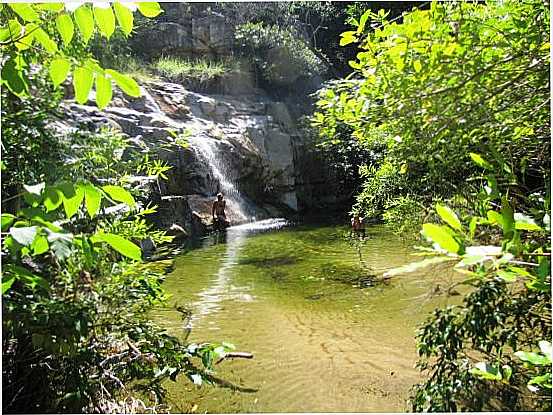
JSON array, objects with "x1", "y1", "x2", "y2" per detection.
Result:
[{"x1": 153, "y1": 224, "x2": 459, "y2": 413}]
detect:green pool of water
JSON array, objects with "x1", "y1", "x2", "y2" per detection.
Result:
[{"x1": 151, "y1": 221, "x2": 458, "y2": 413}]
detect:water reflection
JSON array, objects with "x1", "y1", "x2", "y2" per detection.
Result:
[{"x1": 187, "y1": 218, "x2": 289, "y2": 329}]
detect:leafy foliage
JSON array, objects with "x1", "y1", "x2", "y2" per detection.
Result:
[
  {"x1": 312, "y1": 0, "x2": 550, "y2": 226},
  {"x1": 0, "y1": 1, "x2": 161, "y2": 108}
]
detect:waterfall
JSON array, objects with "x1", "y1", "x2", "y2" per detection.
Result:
[{"x1": 189, "y1": 134, "x2": 252, "y2": 222}]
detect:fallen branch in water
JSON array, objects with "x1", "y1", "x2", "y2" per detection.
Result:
[{"x1": 215, "y1": 352, "x2": 254, "y2": 365}]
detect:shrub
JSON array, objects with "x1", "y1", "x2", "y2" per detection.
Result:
[{"x1": 234, "y1": 22, "x2": 327, "y2": 87}]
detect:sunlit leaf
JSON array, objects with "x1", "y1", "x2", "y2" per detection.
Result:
[
  {"x1": 74, "y1": 5, "x2": 94, "y2": 44},
  {"x1": 49, "y1": 58, "x2": 71, "y2": 86},
  {"x1": 9, "y1": 226, "x2": 38, "y2": 246},
  {"x1": 137, "y1": 2, "x2": 163, "y2": 18},
  {"x1": 56, "y1": 13, "x2": 75, "y2": 45},
  {"x1": 82, "y1": 183, "x2": 103, "y2": 218},
  {"x1": 102, "y1": 185, "x2": 136, "y2": 207},
  {"x1": 436, "y1": 203, "x2": 462, "y2": 231},
  {"x1": 95, "y1": 73, "x2": 112, "y2": 109},
  {"x1": 73, "y1": 66, "x2": 95, "y2": 104},
  {"x1": 93, "y1": 4, "x2": 116, "y2": 39},
  {"x1": 422, "y1": 223, "x2": 460, "y2": 254},
  {"x1": 105, "y1": 69, "x2": 140, "y2": 97},
  {"x1": 9, "y1": 3, "x2": 39, "y2": 22},
  {"x1": 113, "y1": 2, "x2": 134, "y2": 36},
  {"x1": 91, "y1": 233, "x2": 142, "y2": 260},
  {"x1": 1, "y1": 214, "x2": 16, "y2": 231}
]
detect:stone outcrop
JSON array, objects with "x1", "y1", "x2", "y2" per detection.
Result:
[{"x1": 55, "y1": 78, "x2": 304, "y2": 236}]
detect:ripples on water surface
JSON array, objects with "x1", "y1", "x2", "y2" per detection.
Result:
[{"x1": 151, "y1": 220, "x2": 458, "y2": 413}]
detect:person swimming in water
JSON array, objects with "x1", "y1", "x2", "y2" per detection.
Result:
[{"x1": 212, "y1": 192, "x2": 230, "y2": 230}]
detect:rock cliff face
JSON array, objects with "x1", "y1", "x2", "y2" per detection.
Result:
[{"x1": 55, "y1": 78, "x2": 304, "y2": 236}]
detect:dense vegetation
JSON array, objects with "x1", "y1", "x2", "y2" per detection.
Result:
[
  {"x1": 312, "y1": 0, "x2": 551, "y2": 411},
  {"x1": 1, "y1": 3, "x2": 233, "y2": 412},
  {"x1": 1, "y1": 1, "x2": 550, "y2": 413}
]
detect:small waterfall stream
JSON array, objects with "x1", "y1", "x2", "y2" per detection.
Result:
[{"x1": 189, "y1": 134, "x2": 252, "y2": 223}]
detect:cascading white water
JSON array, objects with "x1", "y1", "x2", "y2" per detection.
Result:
[{"x1": 189, "y1": 135, "x2": 252, "y2": 222}]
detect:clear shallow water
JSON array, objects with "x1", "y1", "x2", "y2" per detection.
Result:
[{"x1": 151, "y1": 221, "x2": 458, "y2": 413}]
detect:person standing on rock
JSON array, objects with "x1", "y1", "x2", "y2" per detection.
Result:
[{"x1": 212, "y1": 192, "x2": 230, "y2": 230}]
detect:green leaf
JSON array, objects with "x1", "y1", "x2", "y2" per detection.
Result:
[
  {"x1": 357, "y1": 10, "x2": 371, "y2": 33},
  {"x1": 422, "y1": 223, "x2": 461, "y2": 254},
  {"x1": 496, "y1": 270, "x2": 517, "y2": 282},
  {"x1": 9, "y1": 3, "x2": 39, "y2": 22},
  {"x1": 56, "y1": 13, "x2": 75, "y2": 46},
  {"x1": 31, "y1": 235, "x2": 49, "y2": 255},
  {"x1": 2, "y1": 276, "x2": 16, "y2": 295},
  {"x1": 470, "y1": 362, "x2": 502, "y2": 381},
  {"x1": 1, "y1": 214, "x2": 16, "y2": 231},
  {"x1": 95, "y1": 73, "x2": 112, "y2": 110},
  {"x1": 73, "y1": 66, "x2": 95, "y2": 104},
  {"x1": 36, "y1": 3, "x2": 64, "y2": 12},
  {"x1": 113, "y1": 2, "x2": 134, "y2": 36},
  {"x1": 340, "y1": 31, "x2": 358, "y2": 46},
  {"x1": 33, "y1": 27, "x2": 58, "y2": 53},
  {"x1": 469, "y1": 216, "x2": 479, "y2": 239},
  {"x1": 0, "y1": 19, "x2": 22, "y2": 43},
  {"x1": 60, "y1": 183, "x2": 85, "y2": 219},
  {"x1": 514, "y1": 213, "x2": 542, "y2": 231},
  {"x1": 49, "y1": 58, "x2": 71, "y2": 86},
  {"x1": 91, "y1": 233, "x2": 142, "y2": 260},
  {"x1": 515, "y1": 351, "x2": 551, "y2": 366},
  {"x1": 413, "y1": 60, "x2": 422, "y2": 72},
  {"x1": 10, "y1": 226, "x2": 38, "y2": 246},
  {"x1": 83, "y1": 184, "x2": 103, "y2": 218},
  {"x1": 469, "y1": 153, "x2": 492, "y2": 170},
  {"x1": 105, "y1": 69, "x2": 140, "y2": 97},
  {"x1": 93, "y1": 4, "x2": 116, "y2": 39},
  {"x1": 137, "y1": 2, "x2": 163, "y2": 17},
  {"x1": 74, "y1": 5, "x2": 94, "y2": 44},
  {"x1": 436, "y1": 203, "x2": 462, "y2": 231},
  {"x1": 102, "y1": 185, "x2": 136, "y2": 207},
  {"x1": 1, "y1": 57, "x2": 28, "y2": 96}
]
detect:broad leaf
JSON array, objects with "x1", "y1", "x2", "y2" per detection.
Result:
[
  {"x1": 60, "y1": 183, "x2": 85, "y2": 219},
  {"x1": 515, "y1": 351, "x2": 551, "y2": 366},
  {"x1": 95, "y1": 73, "x2": 112, "y2": 109},
  {"x1": 102, "y1": 185, "x2": 136, "y2": 207},
  {"x1": 1, "y1": 58, "x2": 28, "y2": 96},
  {"x1": 105, "y1": 69, "x2": 140, "y2": 97},
  {"x1": 137, "y1": 2, "x2": 163, "y2": 18},
  {"x1": 436, "y1": 203, "x2": 462, "y2": 231},
  {"x1": 74, "y1": 5, "x2": 94, "y2": 44},
  {"x1": 49, "y1": 58, "x2": 71, "y2": 86},
  {"x1": 33, "y1": 27, "x2": 58, "y2": 53},
  {"x1": 56, "y1": 13, "x2": 75, "y2": 45},
  {"x1": 2, "y1": 276, "x2": 16, "y2": 295},
  {"x1": 9, "y1": 3, "x2": 39, "y2": 22},
  {"x1": 31, "y1": 235, "x2": 49, "y2": 255},
  {"x1": 422, "y1": 223, "x2": 460, "y2": 254},
  {"x1": 43, "y1": 186, "x2": 64, "y2": 212},
  {"x1": 93, "y1": 4, "x2": 116, "y2": 39},
  {"x1": 470, "y1": 153, "x2": 492, "y2": 170},
  {"x1": 1, "y1": 214, "x2": 16, "y2": 231},
  {"x1": 514, "y1": 213, "x2": 542, "y2": 231},
  {"x1": 10, "y1": 226, "x2": 38, "y2": 246},
  {"x1": 73, "y1": 66, "x2": 94, "y2": 104},
  {"x1": 83, "y1": 184, "x2": 103, "y2": 218},
  {"x1": 91, "y1": 232, "x2": 142, "y2": 260},
  {"x1": 113, "y1": 2, "x2": 134, "y2": 36}
]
